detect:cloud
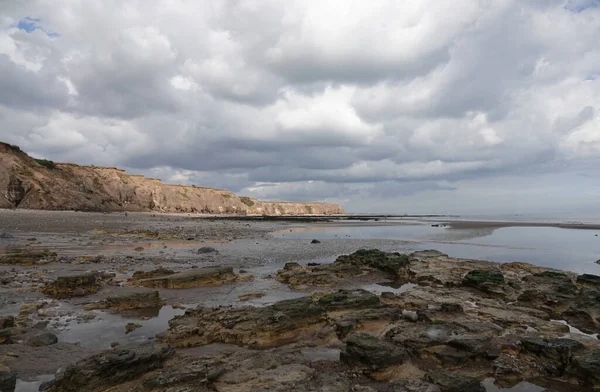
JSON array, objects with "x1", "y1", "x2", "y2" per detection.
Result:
[{"x1": 1, "y1": 1, "x2": 600, "y2": 213}]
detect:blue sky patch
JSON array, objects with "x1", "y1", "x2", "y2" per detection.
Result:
[
  {"x1": 15, "y1": 17, "x2": 59, "y2": 37},
  {"x1": 565, "y1": 0, "x2": 599, "y2": 12}
]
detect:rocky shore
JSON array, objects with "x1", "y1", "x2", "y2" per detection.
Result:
[{"x1": 1, "y1": 210, "x2": 599, "y2": 391}]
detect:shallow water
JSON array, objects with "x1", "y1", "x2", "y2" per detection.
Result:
[
  {"x1": 15, "y1": 375, "x2": 54, "y2": 392},
  {"x1": 275, "y1": 223, "x2": 600, "y2": 274},
  {"x1": 56, "y1": 304, "x2": 185, "y2": 349}
]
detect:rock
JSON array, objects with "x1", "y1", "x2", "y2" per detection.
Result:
[
  {"x1": 0, "y1": 316, "x2": 14, "y2": 329},
  {"x1": 572, "y1": 351, "x2": 600, "y2": 387},
  {"x1": 197, "y1": 246, "x2": 217, "y2": 254},
  {"x1": 402, "y1": 310, "x2": 419, "y2": 322},
  {"x1": 42, "y1": 273, "x2": 100, "y2": 299},
  {"x1": 125, "y1": 323, "x2": 142, "y2": 334},
  {"x1": 0, "y1": 329, "x2": 12, "y2": 344},
  {"x1": 317, "y1": 289, "x2": 380, "y2": 310},
  {"x1": 161, "y1": 296, "x2": 328, "y2": 348},
  {"x1": 307, "y1": 262, "x2": 321, "y2": 266},
  {"x1": 137, "y1": 267, "x2": 246, "y2": 289},
  {"x1": 131, "y1": 268, "x2": 174, "y2": 280},
  {"x1": 49, "y1": 343, "x2": 173, "y2": 392},
  {"x1": 133, "y1": 246, "x2": 144, "y2": 252},
  {"x1": 520, "y1": 337, "x2": 584, "y2": 375},
  {"x1": 440, "y1": 303, "x2": 463, "y2": 313},
  {"x1": 0, "y1": 233, "x2": 13, "y2": 239},
  {"x1": 0, "y1": 251, "x2": 58, "y2": 266},
  {"x1": 462, "y1": 269, "x2": 505, "y2": 293},
  {"x1": 87, "y1": 291, "x2": 163, "y2": 311},
  {"x1": 71, "y1": 288, "x2": 87, "y2": 297},
  {"x1": 25, "y1": 331, "x2": 58, "y2": 347},
  {"x1": 277, "y1": 249, "x2": 410, "y2": 288},
  {"x1": 311, "y1": 239, "x2": 321, "y2": 244},
  {"x1": 426, "y1": 370, "x2": 485, "y2": 392},
  {"x1": 577, "y1": 274, "x2": 600, "y2": 286},
  {"x1": 238, "y1": 292, "x2": 265, "y2": 301},
  {"x1": 341, "y1": 333, "x2": 409, "y2": 369},
  {"x1": 0, "y1": 368, "x2": 16, "y2": 392}
]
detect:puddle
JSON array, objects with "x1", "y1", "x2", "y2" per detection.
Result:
[
  {"x1": 483, "y1": 379, "x2": 546, "y2": 391},
  {"x1": 56, "y1": 305, "x2": 185, "y2": 349},
  {"x1": 300, "y1": 347, "x2": 340, "y2": 362},
  {"x1": 362, "y1": 282, "x2": 416, "y2": 295},
  {"x1": 15, "y1": 375, "x2": 54, "y2": 392},
  {"x1": 552, "y1": 319, "x2": 599, "y2": 339}
]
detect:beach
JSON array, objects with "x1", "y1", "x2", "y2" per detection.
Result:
[{"x1": 1, "y1": 210, "x2": 600, "y2": 391}]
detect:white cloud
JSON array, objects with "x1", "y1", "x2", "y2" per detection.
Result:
[{"x1": 1, "y1": 0, "x2": 600, "y2": 213}]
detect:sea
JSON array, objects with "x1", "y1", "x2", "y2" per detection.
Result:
[{"x1": 275, "y1": 213, "x2": 600, "y2": 274}]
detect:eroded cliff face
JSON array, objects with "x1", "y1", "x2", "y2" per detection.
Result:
[{"x1": 0, "y1": 142, "x2": 344, "y2": 215}]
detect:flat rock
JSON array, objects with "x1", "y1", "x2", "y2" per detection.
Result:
[
  {"x1": 105, "y1": 291, "x2": 163, "y2": 310},
  {"x1": 161, "y1": 296, "x2": 328, "y2": 348},
  {"x1": 197, "y1": 246, "x2": 217, "y2": 254},
  {"x1": 138, "y1": 267, "x2": 246, "y2": 288},
  {"x1": 0, "y1": 251, "x2": 57, "y2": 266},
  {"x1": 25, "y1": 332, "x2": 58, "y2": 347}
]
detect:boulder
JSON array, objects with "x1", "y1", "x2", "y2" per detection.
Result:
[
  {"x1": 341, "y1": 333, "x2": 409, "y2": 369},
  {"x1": 311, "y1": 239, "x2": 321, "y2": 244},
  {"x1": 426, "y1": 370, "x2": 485, "y2": 392},
  {"x1": 47, "y1": 343, "x2": 173, "y2": 392},
  {"x1": 137, "y1": 267, "x2": 244, "y2": 288},
  {"x1": 25, "y1": 331, "x2": 58, "y2": 347},
  {"x1": 197, "y1": 246, "x2": 217, "y2": 254}
]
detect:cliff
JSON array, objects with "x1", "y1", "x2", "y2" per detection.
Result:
[{"x1": 0, "y1": 142, "x2": 344, "y2": 215}]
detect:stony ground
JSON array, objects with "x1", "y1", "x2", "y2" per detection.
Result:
[{"x1": 1, "y1": 210, "x2": 599, "y2": 392}]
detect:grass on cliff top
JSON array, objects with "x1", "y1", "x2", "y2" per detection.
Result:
[{"x1": 34, "y1": 158, "x2": 57, "y2": 170}]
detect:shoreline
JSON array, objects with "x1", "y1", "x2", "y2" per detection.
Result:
[{"x1": 444, "y1": 220, "x2": 600, "y2": 231}]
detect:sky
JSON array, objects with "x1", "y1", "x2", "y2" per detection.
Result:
[{"x1": 1, "y1": 0, "x2": 600, "y2": 215}]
